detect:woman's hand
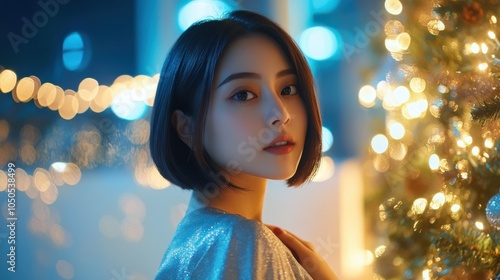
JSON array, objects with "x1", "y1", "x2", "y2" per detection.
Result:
[{"x1": 266, "y1": 225, "x2": 339, "y2": 280}]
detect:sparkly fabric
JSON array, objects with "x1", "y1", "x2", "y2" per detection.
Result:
[{"x1": 155, "y1": 207, "x2": 312, "y2": 280}]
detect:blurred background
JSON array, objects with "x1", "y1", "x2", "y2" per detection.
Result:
[{"x1": 0, "y1": 0, "x2": 385, "y2": 279}]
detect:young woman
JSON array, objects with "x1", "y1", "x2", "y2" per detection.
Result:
[{"x1": 150, "y1": 10, "x2": 338, "y2": 280}]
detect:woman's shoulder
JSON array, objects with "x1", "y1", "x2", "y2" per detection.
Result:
[{"x1": 154, "y1": 207, "x2": 311, "y2": 279}]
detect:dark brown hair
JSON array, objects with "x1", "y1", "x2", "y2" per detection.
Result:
[{"x1": 150, "y1": 10, "x2": 322, "y2": 193}]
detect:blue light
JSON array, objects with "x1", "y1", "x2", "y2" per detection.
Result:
[
  {"x1": 312, "y1": 0, "x2": 341, "y2": 13},
  {"x1": 322, "y1": 126, "x2": 334, "y2": 152},
  {"x1": 63, "y1": 32, "x2": 88, "y2": 71},
  {"x1": 178, "y1": 0, "x2": 232, "y2": 31},
  {"x1": 111, "y1": 89, "x2": 148, "y2": 121},
  {"x1": 299, "y1": 26, "x2": 343, "y2": 61}
]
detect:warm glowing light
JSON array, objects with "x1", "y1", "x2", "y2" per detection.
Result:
[
  {"x1": 475, "y1": 221, "x2": 484, "y2": 230},
  {"x1": 312, "y1": 156, "x2": 335, "y2": 182},
  {"x1": 464, "y1": 135, "x2": 473, "y2": 145},
  {"x1": 427, "y1": 20, "x2": 445, "y2": 35},
  {"x1": 451, "y1": 204, "x2": 460, "y2": 212},
  {"x1": 422, "y1": 269, "x2": 431, "y2": 280},
  {"x1": 358, "y1": 85, "x2": 377, "y2": 108},
  {"x1": 371, "y1": 134, "x2": 389, "y2": 154},
  {"x1": 389, "y1": 143, "x2": 407, "y2": 160},
  {"x1": 376, "y1": 81, "x2": 390, "y2": 99},
  {"x1": 59, "y1": 94, "x2": 79, "y2": 120},
  {"x1": 429, "y1": 154, "x2": 439, "y2": 170},
  {"x1": 411, "y1": 198, "x2": 428, "y2": 215},
  {"x1": 404, "y1": 99, "x2": 428, "y2": 119},
  {"x1": 430, "y1": 192, "x2": 445, "y2": 210},
  {"x1": 485, "y1": 137, "x2": 494, "y2": 148},
  {"x1": 388, "y1": 122, "x2": 405, "y2": 140},
  {"x1": 472, "y1": 146, "x2": 480, "y2": 156},
  {"x1": 0, "y1": 69, "x2": 17, "y2": 93},
  {"x1": 34, "y1": 168, "x2": 51, "y2": 192},
  {"x1": 394, "y1": 86, "x2": 410, "y2": 105},
  {"x1": 78, "y1": 78, "x2": 99, "y2": 101},
  {"x1": 40, "y1": 182, "x2": 58, "y2": 205},
  {"x1": 37, "y1": 83, "x2": 57, "y2": 107},
  {"x1": 374, "y1": 245, "x2": 386, "y2": 257},
  {"x1": 409, "y1": 77, "x2": 426, "y2": 93},
  {"x1": 492, "y1": 15, "x2": 498, "y2": 24},
  {"x1": 457, "y1": 139, "x2": 466, "y2": 148},
  {"x1": 384, "y1": 0, "x2": 402, "y2": 15},
  {"x1": 60, "y1": 162, "x2": 81, "y2": 185},
  {"x1": 488, "y1": 31, "x2": 496, "y2": 39},
  {"x1": 471, "y1": 42, "x2": 480, "y2": 54},
  {"x1": 481, "y1": 43, "x2": 489, "y2": 54},
  {"x1": 478, "y1": 62, "x2": 488, "y2": 71},
  {"x1": 16, "y1": 77, "x2": 36, "y2": 102},
  {"x1": 385, "y1": 38, "x2": 400, "y2": 52},
  {"x1": 396, "y1": 32, "x2": 411, "y2": 50}
]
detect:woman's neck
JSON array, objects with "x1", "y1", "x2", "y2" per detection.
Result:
[{"x1": 187, "y1": 176, "x2": 267, "y2": 222}]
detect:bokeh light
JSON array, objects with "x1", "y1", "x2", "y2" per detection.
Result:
[
  {"x1": 178, "y1": 0, "x2": 232, "y2": 31},
  {"x1": 321, "y1": 126, "x2": 334, "y2": 152},
  {"x1": 371, "y1": 134, "x2": 389, "y2": 154},
  {"x1": 299, "y1": 26, "x2": 342, "y2": 60}
]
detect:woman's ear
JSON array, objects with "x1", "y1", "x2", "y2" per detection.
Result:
[{"x1": 171, "y1": 110, "x2": 194, "y2": 148}]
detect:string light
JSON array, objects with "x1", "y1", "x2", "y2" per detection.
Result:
[{"x1": 0, "y1": 66, "x2": 160, "y2": 121}]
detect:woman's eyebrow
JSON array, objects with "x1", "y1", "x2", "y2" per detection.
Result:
[{"x1": 216, "y1": 69, "x2": 296, "y2": 89}]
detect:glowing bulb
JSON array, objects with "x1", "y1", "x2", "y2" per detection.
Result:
[
  {"x1": 394, "y1": 86, "x2": 410, "y2": 104},
  {"x1": 358, "y1": 85, "x2": 377, "y2": 108},
  {"x1": 481, "y1": 43, "x2": 488, "y2": 53},
  {"x1": 0, "y1": 69, "x2": 17, "y2": 93},
  {"x1": 388, "y1": 122, "x2": 405, "y2": 140},
  {"x1": 371, "y1": 134, "x2": 389, "y2": 154},
  {"x1": 478, "y1": 62, "x2": 488, "y2": 71},
  {"x1": 396, "y1": 32, "x2": 411, "y2": 50},
  {"x1": 485, "y1": 137, "x2": 494, "y2": 148},
  {"x1": 472, "y1": 146, "x2": 479, "y2": 156},
  {"x1": 475, "y1": 221, "x2": 484, "y2": 230},
  {"x1": 471, "y1": 42, "x2": 480, "y2": 54},
  {"x1": 411, "y1": 198, "x2": 428, "y2": 215},
  {"x1": 451, "y1": 204, "x2": 460, "y2": 212},
  {"x1": 409, "y1": 77, "x2": 426, "y2": 93},
  {"x1": 430, "y1": 192, "x2": 445, "y2": 210},
  {"x1": 385, "y1": 0, "x2": 402, "y2": 15},
  {"x1": 488, "y1": 31, "x2": 496, "y2": 39},
  {"x1": 429, "y1": 154, "x2": 439, "y2": 170}
]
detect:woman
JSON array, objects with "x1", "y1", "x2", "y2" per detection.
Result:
[{"x1": 150, "y1": 10, "x2": 338, "y2": 280}]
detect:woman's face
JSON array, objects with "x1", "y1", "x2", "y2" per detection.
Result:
[{"x1": 203, "y1": 34, "x2": 307, "y2": 184}]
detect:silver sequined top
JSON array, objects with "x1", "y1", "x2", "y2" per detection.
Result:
[{"x1": 155, "y1": 206, "x2": 313, "y2": 280}]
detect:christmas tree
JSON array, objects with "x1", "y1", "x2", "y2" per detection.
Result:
[{"x1": 361, "y1": 0, "x2": 500, "y2": 279}]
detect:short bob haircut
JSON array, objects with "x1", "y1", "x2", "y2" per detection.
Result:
[{"x1": 150, "y1": 10, "x2": 322, "y2": 193}]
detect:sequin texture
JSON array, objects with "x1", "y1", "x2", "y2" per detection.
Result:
[{"x1": 155, "y1": 207, "x2": 312, "y2": 279}]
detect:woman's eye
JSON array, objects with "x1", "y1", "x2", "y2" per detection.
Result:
[
  {"x1": 231, "y1": 91, "x2": 256, "y2": 102},
  {"x1": 281, "y1": 85, "x2": 297, "y2": 95}
]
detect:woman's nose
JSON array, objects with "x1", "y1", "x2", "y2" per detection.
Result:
[{"x1": 266, "y1": 93, "x2": 291, "y2": 128}]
